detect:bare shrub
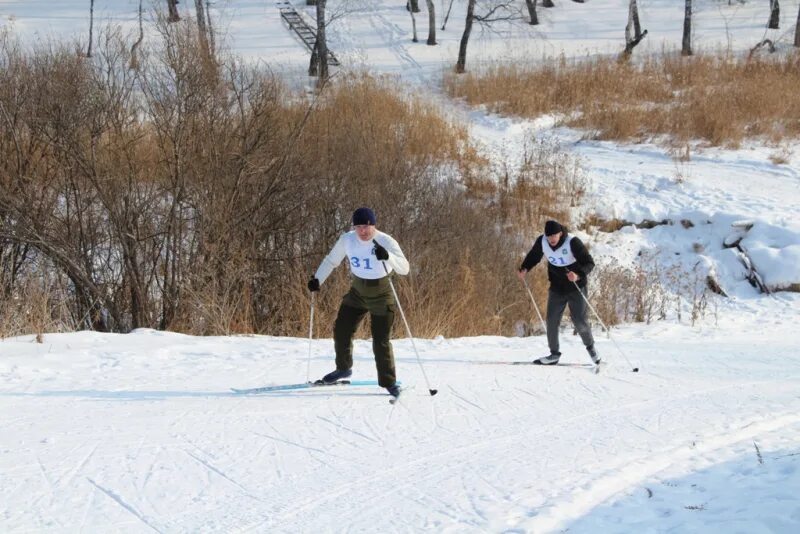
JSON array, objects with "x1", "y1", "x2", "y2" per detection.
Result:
[
  {"x1": 0, "y1": 269, "x2": 77, "y2": 339},
  {"x1": 590, "y1": 255, "x2": 670, "y2": 328}
]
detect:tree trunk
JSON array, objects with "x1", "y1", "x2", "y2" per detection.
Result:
[
  {"x1": 407, "y1": 0, "x2": 421, "y2": 13},
  {"x1": 206, "y1": 1, "x2": 216, "y2": 56},
  {"x1": 409, "y1": 7, "x2": 419, "y2": 42},
  {"x1": 768, "y1": 0, "x2": 780, "y2": 29},
  {"x1": 624, "y1": 0, "x2": 647, "y2": 57},
  {"x1": 455, "y1": 0, "x2": 476, "y2": 73},
  {"x1": 130, "y1": 0, "x2": 144, "y2": 70},
  {"x1": 309, "y1": 40, "x2": 319, "y2": 76},
  {"x1": 682, "y1": 0, "x2": 692, "y2": 56},
  {"x1": 87, "y1": 0, "x2": 94, "y2": 58},
  {"x1": 525, "y1": 0, "x2": 539, "y2": 25},
  {"x1": 167, "y1": 0, "x2": 180, "y2": 23},
  {"x1": 542, "y1": 0, "x2": 555, "y2": 8},
  {"x1": 425, "y1": 0, "x2": 436, "y2": 44},
  {"x1": 442, "y1": 0, "x2": 455, "y2": 30},
  {"x1": 631, "y1": 0, "x2": 642, "y2": 38},
  {"x1": 194, "y1": 0, "x2": 212, "y2": 58},
  {"x1": 316, "y1": 0, "x2": 329, "y2": 82},
  {"x1": 795, "y1": 4, "x2": 800, "y2": 46}
]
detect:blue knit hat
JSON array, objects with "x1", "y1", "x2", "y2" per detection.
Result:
[{"x1": 352, "y1": 207, "x2": 376, "y2": 226}]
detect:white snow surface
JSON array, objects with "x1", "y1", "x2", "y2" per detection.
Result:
[
  {"x1": 2, "y1": 0, "x2": 800, "y2": 532},
  {"x1": 2, "y1": 316, "x2": 800, "y2": 532}
]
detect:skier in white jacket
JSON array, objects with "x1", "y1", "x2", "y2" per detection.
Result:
[{"x1": 308, "y1": 207, "x2": 409, "y2": 398}]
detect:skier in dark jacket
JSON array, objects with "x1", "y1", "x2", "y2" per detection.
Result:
[{"x1": 517, "y1": 220, "x2": 600, "y2": 365}]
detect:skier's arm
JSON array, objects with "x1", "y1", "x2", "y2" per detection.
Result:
[
  {"x1": 569, "y1": 237, "x2": 595, "y2": 279},
  {"x1": 375, "y1": 235, "x2": 410, "y2": 275},
  {"x1": 314, "y1": 234, "x2": 348, "y2": 285},
  {"x1": 519, "y1": 236, "x2": 544, "y2": 272}
]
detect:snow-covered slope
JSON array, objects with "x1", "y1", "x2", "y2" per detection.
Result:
[
  {"x1": 4, "y1": 1, "x2": 800, "y2": 76},
  {"x1": 1, "y1": 316, "x2": 799, "y2": 532}
]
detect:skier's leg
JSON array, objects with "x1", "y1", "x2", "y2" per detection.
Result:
[
  {"x1": 333, "y1": 290, "x2": 368, "y2": 371},
  {"x1": 546, "y1": 289, "x2": 568, "y2": 356},
  {"x1": 370, "y1": 302, "x2": 397, "y2": 388},
  {"x1": 568, "y1": 286, "x2": 596, "y2": 353}
]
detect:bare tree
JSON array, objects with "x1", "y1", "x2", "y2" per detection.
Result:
[
  {"x1": 309, "y1": 41, "x2": 319, "y2": 76},
  {"x1": 194, "y1": 0, "x2": 212, "y2": 58},
  {"x1": 87, "y1": 0, "x2": 95, "y2": 58},
  {"x1": 130, "y1": 0, "x2": 144, "y2": 69},
  {"x1": 623, "y1": 0, "x2": 647, "y2": 56},
  {"x1": 525, "y1": 0, "x2": 538, "y2": 25},
  {"x1": 456, "y1": 0, "x2": 477, "y2": 74},
  {"x1": 425, "y1": 0, "x2": 437, "y2": 44},
  {"x1": 167, "y1": 0, "x2": 181, "y2": 23},
  {"x1": 407, "y1": 1, "x2": 422, "y2": 13},
  {"x1": 409, "y1": 7, "x2": 419, "y2": 42},
  {"x1": 456, "y1": 1, "x2": 515, "y2": 73},
  {"x1": 315, "y1": 0, "x2": 330, "y2": 82},
  {"x1": 629, "y1": 0, "x2": 642, "y2": 38},
  {"x1": 206, "y1": 1, "x2": 216, "y2": 56},
  {"x1": 442, "y1": 0, "x2": 456, "y2": 30},
  {"x1": 768, "y1": 0, "x2": 780, "y2": 29},
  {"x1": 796, "y1": 4, "x2": 800, "y2": 46},
  {"x1": 682, "y1": 0, "x2": 692, "y2": 56}
]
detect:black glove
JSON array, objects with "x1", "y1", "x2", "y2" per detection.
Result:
[
  {"x1": 307, "y1": 277, "x2": 320, "y2": 292},
  {"x1": 373, "y1": 240, "x2": 389, "y2": 261}
]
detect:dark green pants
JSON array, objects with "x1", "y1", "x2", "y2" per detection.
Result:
[{"x1": 333, "y1": 276, "x2": 397, "y2": 388}]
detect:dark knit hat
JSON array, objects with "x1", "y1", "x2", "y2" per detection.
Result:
[
  {"x1": 544, "y1": 220, "x2": 563, "y2": 236},
  {"x1": 352, "y1": 207, "x2": 376, "y2": 226}
]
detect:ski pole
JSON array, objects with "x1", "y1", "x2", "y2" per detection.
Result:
[
  {"x1": 521, "y1": 277, "x2": 548, "y2": 335},
  {"x1": 570, "y1": 277, "x2": 639, "y2": 373},
  {"x1": 305, "y1": 292, "x2": 316, "y2": 383},
  {"x1": 381, "y1": 262, "x2": 438, "y2": 396}
]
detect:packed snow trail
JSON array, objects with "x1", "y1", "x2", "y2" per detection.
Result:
[{"x1": 1, "y1": 299, "x2": 799, "y2": 532}]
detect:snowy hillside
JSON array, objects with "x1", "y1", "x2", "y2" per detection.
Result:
[
  {"x1": 1, "y1": 0, "x2": 800, "y2": 532},
  {"x1": 4, "y1": 1, "x2": 800, "y2": 75}
]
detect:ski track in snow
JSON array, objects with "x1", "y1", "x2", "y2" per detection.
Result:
[{"x1": 2, "y1": 314, "x2": 800, "y2": 532}]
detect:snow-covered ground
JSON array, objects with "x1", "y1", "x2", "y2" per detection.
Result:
[
  {"x1": 2, "y1": 316, "x2": 800, "y2": 532},
  {"x1": 4, "y1": 0, "x2": 800, "y2": 78},
  {"x1": 1, "y1": 1, "x2": 800, "y2": 532}
]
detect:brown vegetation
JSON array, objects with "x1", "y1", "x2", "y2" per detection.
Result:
[
  {"x1": 446, "y1": 52, "x2": 800, "y2": 147},
  {"x1": 0, "y1": 26, "x2": 586, "y2": 339},
  {"x1": 0, "y1": 27, "x2": 698, "y2": 341}
]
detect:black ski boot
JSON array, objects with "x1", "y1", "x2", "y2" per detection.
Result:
[
  {"x1": 319, "y1": 368, "x2": 352, "y2": 384},
  {"x1": 533, "y1": 353, "x2": 561, "y2": 365}
]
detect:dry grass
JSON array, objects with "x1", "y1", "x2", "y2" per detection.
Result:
[{"x1": 446, "y1": 52, "x2": 800, "y2": 147}]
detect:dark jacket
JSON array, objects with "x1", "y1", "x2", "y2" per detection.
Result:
[{"x1": 520, "y1": 233, "x2": 595, "y2": 294}]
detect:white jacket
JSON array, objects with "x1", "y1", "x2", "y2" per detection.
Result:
[{"x1": 314, "y1": 230, "x2": 410, "y2": 284}]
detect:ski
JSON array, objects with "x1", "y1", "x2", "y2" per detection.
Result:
[
  {"x1": 509, "y1": 361, "x2": 595, "y2": 368},
  {"x1": 231, "y1": 379, "x2": 380, "y2": 395}
]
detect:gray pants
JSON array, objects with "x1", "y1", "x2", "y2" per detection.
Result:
[{"x1": 546, "y1": 287, "x2": 595, "y2": 355}]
